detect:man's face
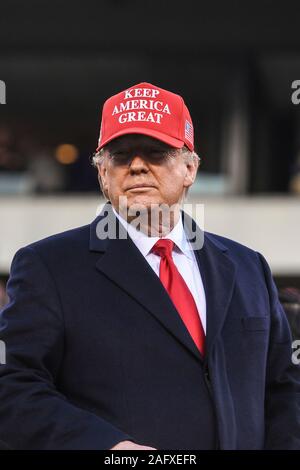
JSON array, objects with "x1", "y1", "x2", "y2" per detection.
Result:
[{"x1": 98, "y1": 135, "x2": 198, "y2": 215}]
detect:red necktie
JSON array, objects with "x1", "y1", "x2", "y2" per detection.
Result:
[{"x1": 152, "y1": 239, "x2": 205, "y2": 356}]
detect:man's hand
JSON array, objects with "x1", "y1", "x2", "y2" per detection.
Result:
[{"x1": 110, "y1": 440, "x2": 157, "y2": 450}]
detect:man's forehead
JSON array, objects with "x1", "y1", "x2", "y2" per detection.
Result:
[{"x1": 106, "y1": 134, "x2": 174, "y2": 149}]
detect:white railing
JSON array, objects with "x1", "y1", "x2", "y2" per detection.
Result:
[{"x1": 0, "y1": 195, "x2": 299, "y2": 275}]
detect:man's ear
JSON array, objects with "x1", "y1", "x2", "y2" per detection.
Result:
[
  {"x1": 183, "y1": 158, "x2": 199, "y2": 189},
  {"x1": 98, "y1": 163, "x2": 108, "y2": 192}
]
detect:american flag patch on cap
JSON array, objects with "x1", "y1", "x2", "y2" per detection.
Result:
[{"x1": 185, "y1": 120, "x2": 193, "y2": 143}]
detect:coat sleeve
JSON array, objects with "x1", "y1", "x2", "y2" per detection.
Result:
[
  {"x1": 0, "y1": 246, "x2": 133, "y2": 450},
  {"x1": 257, "y1": 253, "x2": 300, "y2": 449}
]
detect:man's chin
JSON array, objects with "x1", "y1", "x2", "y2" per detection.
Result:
[
  {"x1": 116, "y1": 197, "x2": 159, "y2": 222},
  {"x1": 125, "y1": 201, "x2": 158, "y2": 218},
  {"x1": 125, "y1": 197, "x2": 161, "y2": 212}
]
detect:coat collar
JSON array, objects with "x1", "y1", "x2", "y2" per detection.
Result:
[{"x1": 90, "y1": 202, "x2": 236, "y2": 362}]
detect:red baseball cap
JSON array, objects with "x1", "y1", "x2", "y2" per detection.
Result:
[{"x1": 96, "y1": 82, "x2": 194, "y2": 152}]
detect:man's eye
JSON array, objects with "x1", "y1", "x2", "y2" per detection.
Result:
[
  {"x1": 111, "y1": 151, "x2": 128, "y2": 160},
  {"x1": 151, "y1": 152, "x2": 163, "y2": 157},
  {"x1": 110, "y1": 152, "x2": 130, "y2": 165},
  {"x1": 150, "y1": 150, "x2": 171, "y2": 159},
  {"x1": 113, "y1": 151, "x2": 126, "y2": 156},
  {"x1": 149, "y1": 148, "x2": 164, "y2": 154}
]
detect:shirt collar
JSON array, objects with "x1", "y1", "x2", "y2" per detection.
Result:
[{"x1": 112, "y1": 206, "x2": 193, "y2": 260}]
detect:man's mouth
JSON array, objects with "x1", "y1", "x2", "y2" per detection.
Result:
[{"x1": 126, "y1": 184, "x2": 156, "y2": 191}]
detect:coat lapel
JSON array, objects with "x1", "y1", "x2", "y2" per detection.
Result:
[
  {"x1": 90, "y1": 203, "x2": 202, "y2": 362},
  {"x1": 182, "y1": 211, "x2": 237, "y2": 359}
]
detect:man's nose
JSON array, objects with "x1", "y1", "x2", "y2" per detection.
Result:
[{"x1": 128, "y1": 155, "x2": 149, "y2": 173}]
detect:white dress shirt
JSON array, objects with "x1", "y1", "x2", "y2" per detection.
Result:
[{"x1": 113, "y1": 207, "x2": 207, "y2": 333}]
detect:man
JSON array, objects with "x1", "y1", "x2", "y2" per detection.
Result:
[{"x1": 0, "y1": 82, "x2": 300, "y2": 450}]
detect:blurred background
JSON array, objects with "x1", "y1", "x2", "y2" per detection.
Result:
[{"x1": 0, "y1": 0, "x2": 300, "y2": 324}]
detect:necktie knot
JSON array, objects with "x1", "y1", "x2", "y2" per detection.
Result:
[{"x1": 152, "y1": 239, "x2": 174, "y2": 259}]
